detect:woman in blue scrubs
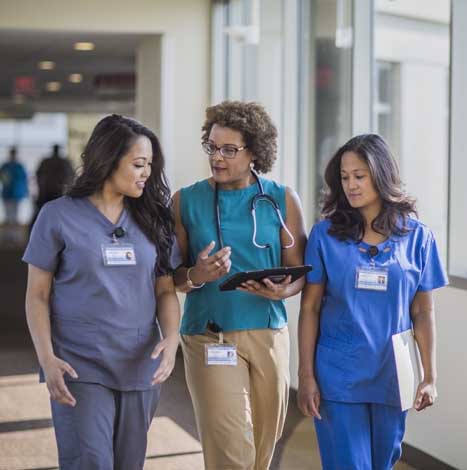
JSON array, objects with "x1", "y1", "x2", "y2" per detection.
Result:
[
  {"x1": 23, "y1": 115, "x2": 180, "y2": 470},
  {"x1": 297, "y1": 134, "x2": 448, "y2": 469}
]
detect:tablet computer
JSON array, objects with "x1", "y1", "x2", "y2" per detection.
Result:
[{"x1": 219, "y1": 265, "x2": 313, "y2": 291}]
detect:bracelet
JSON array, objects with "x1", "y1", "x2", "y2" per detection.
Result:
[{"x1": 186, "y1": 267, "x2": 205, "y2": 289}]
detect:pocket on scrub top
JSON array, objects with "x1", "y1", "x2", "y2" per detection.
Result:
[
  {"x1": 51, "y1": 318, "x2": 100, "y2": 360},
  {"x1": 315, "y1": 341, "x2": 351, "y2": 396}
]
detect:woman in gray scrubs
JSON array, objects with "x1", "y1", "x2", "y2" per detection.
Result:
[{"x1": 23, "y1": 114, "x2": 181, "y2": 470}]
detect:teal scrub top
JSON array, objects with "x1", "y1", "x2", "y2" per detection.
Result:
[
  {"x1": 305, "y1": 218, "x2": 448, "y2": 406},
  {"x1": 180, "y1": 178, "x2": 288, "y2": 335}
]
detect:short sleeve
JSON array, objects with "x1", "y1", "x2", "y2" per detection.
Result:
[
  {"x1": 418, "y1": 231, "x2": 449, "y2": 291},
  {"x1": 305, "y1": 224, "x2": 327, "y2": 284},
  {"x1": 22, "y1": 203, "x2": 63, "y2": 273},
  {"x1": 155, "y1": 236, "x2": 183, "y2": 277},
  {"x1": 169, "y1": 237, "x2": 183, "y2": 270}
]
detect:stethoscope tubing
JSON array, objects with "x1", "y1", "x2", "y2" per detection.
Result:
[{"x1": 214, "y1": 170, "x2": 295, "y2": 250}]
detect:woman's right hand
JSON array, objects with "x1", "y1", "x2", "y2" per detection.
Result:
[
  {"x1": 190, "y1": 241, "x2": 232, "y2": 284},
  {"x1": 297, "y1": 375, "x2": 322, "y2": 419},
  {"x1": 42, "y1": 355, "x2": 78, "y2": 407}
]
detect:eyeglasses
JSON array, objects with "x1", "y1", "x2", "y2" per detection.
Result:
[{"x1": 202, "y1": 141, "x2": 247, "y2": 159}]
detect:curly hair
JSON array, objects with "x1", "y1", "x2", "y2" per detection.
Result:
[
  {"x1": 201, "y1": 101, "x2": 278, "y2": 173},
  {"x1": 67, "y1": 114, "x2": 174, "y2": 274},
  {"x1": 321, "y1": 134, "x2": 417, "y2": 241}
]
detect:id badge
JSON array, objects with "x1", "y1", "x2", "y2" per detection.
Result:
[
  {"x1": 101, "y1": 243, "x2": 136, "y2": 266},
  {"x1": 205, "y1": 344, "x2": 237, "y2": 366},
  {"x1": 355, "y1": 266, "x2": 388, "y2": 291}
]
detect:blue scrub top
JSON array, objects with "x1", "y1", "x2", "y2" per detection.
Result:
[
  {"x1": 23, "y1": 196, "x2": 181, "y2": 391},
  {"x1": 179, "y1": 178, "x2": 288, "y2": 334},
  {"x1": 0, "y1": 161, "x2": 28, "y2": 200},
  {"x1": 305, "y1": 218, "x2": 448, "y2": 406}
]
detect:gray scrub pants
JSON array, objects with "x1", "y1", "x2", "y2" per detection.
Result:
[{"x1": 51, "y1": 382, "x2": 161, "y2": 470}]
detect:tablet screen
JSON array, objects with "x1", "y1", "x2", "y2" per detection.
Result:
[{"x1": 219, "y1": 265, "x2": 312, "y2": 291}]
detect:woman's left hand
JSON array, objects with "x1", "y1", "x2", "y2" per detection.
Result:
[
  {"x1": 237, "y1": 275, "x2": 292, "y2": 300},
  {"x1": 414, "y1": 380, "x2": 437, "y2": 411},
  {"x1": 150, "y1": 333, "x2": 179, "y2": 385}
]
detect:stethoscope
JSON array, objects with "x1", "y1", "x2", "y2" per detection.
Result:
[{"x1": 214, "y1": 170, "x2": 295, "y2": 249}]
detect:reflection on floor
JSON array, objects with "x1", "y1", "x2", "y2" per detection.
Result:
[{"x1": 0, "y1": 224, "x2": 29, "y2": 249}]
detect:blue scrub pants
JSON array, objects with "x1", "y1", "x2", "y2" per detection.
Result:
[
  {"x1": 51, "y1": 382, "x2": 161, "y2": 470},
  {"x1": 314, "y1": 400, "x2": 407, "y2": 470}
]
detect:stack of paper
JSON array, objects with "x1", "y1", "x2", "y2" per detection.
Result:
[{"x1": 392, "y1": 329, "x2": 423, "y2": 411}]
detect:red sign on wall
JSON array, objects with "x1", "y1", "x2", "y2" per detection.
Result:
[{"x1": 14, "y1": 76, "x2": 36, "y2": 96}]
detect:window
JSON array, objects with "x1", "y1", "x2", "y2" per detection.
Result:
[
  {"x1": 448, "y1": 0, "x2": 467, "y2": 286},
  {"x1": 298, "y1": 0, "x2": 353, "y2": 222},
  {"x1": 210, "y1": 0, "x2": 299, "y2": 187},
  {"x1": 373, "y1": 61, "x2": 400, "y2": 158},
  {"x1": 374, "y1": 1, "x2": 450, "y2": 263}
]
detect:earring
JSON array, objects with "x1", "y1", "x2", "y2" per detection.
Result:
[{"x1": 249, "y1": 162, "x2": 255, "y2": 170}]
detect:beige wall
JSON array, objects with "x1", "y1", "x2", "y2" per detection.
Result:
[{"x1": 0, "y1": 0, "x2": 212, "y2": 191}]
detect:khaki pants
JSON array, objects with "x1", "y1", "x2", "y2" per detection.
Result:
[{"x1": 181, "y1": 327, "x2": 290, "y2": 470}]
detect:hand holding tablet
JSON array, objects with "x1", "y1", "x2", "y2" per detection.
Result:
[{"x1": 219, "y1": 265, "x2": 312, "y2": 291}]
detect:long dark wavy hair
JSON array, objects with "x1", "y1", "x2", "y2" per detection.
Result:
[
  {"x1": 321, "y1": 134, "x2": 417, "y2": 241},
  {"x1": 67, "y1": 114, "x2": 174, "y2": 273}
]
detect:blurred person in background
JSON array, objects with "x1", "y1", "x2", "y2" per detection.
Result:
[
  {"x1": 0, "y1": 146, "x2": 28, "y2": 226},
  {"x1": 30, "y1": 144, "x2": 74, "y2": 230}
]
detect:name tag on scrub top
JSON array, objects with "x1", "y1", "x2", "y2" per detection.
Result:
[
  {"x1": 101, "y1": 243, "x2": 137, "y2": 266},
  {"x1": 205, "y1": 344, "x2": 237, "y2": 366},
  {"x1": 356, "y1": 266, "x2": 388, "y2": 291}
]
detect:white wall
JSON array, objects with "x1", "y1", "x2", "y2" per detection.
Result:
[
  {"x1": 0, "y1": 0, "x2": 212, "y2": 192},
  {"x1": 399, "y1": 62, "x2": 449, "y2": 258},
  {"x1": 405, "y1": 286, "x2": 467, "y2": 469}
]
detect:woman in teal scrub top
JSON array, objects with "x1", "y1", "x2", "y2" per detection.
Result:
[
  {"x1": 173, "y1": 101, "x2": 307, "y2": 470},
  {"x1": 298, "y1": 134, "x2": 448, "y2": 470}
]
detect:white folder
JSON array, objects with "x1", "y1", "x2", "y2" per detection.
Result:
[{"x1": 392, "y1": 329, "x2": 423, "y2": 411}]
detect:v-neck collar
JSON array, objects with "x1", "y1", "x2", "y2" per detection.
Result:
[{"x1": 83, "y1": 197, "x2": 128, "y2": 228}]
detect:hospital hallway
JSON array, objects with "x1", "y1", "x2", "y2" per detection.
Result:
[{"x1": 0, "y1": 240, "x2": 414, "y2": 469}]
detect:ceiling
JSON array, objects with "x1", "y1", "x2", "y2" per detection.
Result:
[{"x1": 0, "y1": 31, "x2": 152, "y2": 116}]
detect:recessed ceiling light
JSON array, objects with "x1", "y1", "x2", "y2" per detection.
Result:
[
  {"x1": 69, "y1": 73, "x2": 83, "y2": 83},
  {"x1": 74, "y1": 42, "x2": 95, "y2": 51},
  {"x1": 38, "y1": 61, "x2": 55, "y2": 70},
  {"x1": 46, "y1": 81, "x2": 61, "y2": 92}
]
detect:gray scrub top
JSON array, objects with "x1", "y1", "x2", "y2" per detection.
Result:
[{"x1": 23, "y1": 196, "x2": 180, "y2": 391}]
